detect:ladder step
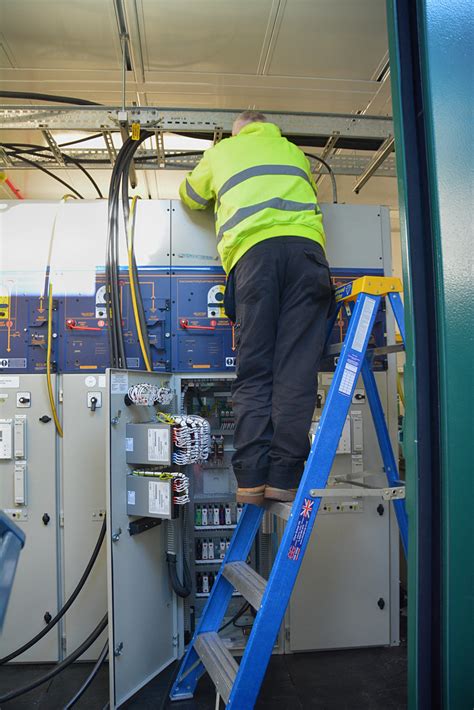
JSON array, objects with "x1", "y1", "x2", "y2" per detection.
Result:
[
  {"x1": 262, "y1": 499, "x2": 293, "y2": 521},
  {"x1": 222, "y1": 561, "x2": 267, "y2": 610},
  {"x1": 194, "y1": 632, "x2": 239, "y2": 705}
]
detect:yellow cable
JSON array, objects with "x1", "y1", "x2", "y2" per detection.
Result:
[
  {"x1": 397, "y1": 371, "x2": 405, "y2": 408},
  {"x1": 46, "y1": 284, "x2": 63, "y2": 437},
  {"x1": 127, "y1": 196, "x2": 152, "y2": 372}
]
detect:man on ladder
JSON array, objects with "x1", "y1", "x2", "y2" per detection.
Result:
[
  {"x1": 170, "y1": 276, "x2": 408, "y2": 708},
  {"x1": 180, "y1": 110, "x2": 333, "y2": 505}
]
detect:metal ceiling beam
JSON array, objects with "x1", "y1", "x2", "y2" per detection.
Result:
[
  {"x1": 102, "y1": 131, "x2": 117, "y2": 166},
  {"x1": 3, "y1": 150, "x2": 396, "y2": 177},
  {"x1": 352, "y1": 136, "x2": 395, "y2": 193},
  {"x1": 41, "y1": 129, "x2": 65, "y2": 166},
  {"x1": 0, "y1": 106, "x2": 393, "y2": 142}
]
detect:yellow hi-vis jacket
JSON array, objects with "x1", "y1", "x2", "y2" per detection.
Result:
[{"x1": 179, "y1": 122, "x2": 326, "y2": 274}]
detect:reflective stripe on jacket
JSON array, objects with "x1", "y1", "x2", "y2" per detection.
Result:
[{"x1": 179, "y1": 122, "x2": 326, "y2": 274}]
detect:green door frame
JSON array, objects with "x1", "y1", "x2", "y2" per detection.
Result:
[{"x1": 386, "y1": 1, "x2": 473, "y2": 708}]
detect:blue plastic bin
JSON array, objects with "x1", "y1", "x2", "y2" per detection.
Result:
[{"x1": 0, "y1": 511, "x2": 25, "y2": 631}]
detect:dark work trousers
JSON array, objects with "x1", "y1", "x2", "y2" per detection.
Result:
[{"x1": 224, "y1": 237, "x2": 333, "y2": 490}]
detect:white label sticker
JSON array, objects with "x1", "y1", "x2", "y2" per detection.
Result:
[
  {"x1": 127, "y1": 490, "x2": 136, "y2": 505},
  {"x1": 0, "y1": 376, "x2": 20, "y2": 389},
  {"x1": 339, "y1": 362, "x2": 358, "y2": 396},
  {"x1": 98, "y1": 375, "x2": 106, "y2": 388},
  {"x1": 148, "y1": 428, "x2": 169, "y2": 462},
  {"x1": 125, "y1": 437, "x2": 134, "y2": 452},
  {"x1": 0, "y1": 393, "x2": 9, "y2": 400},
  {"x1": 352, "y1": 297, "x2": 376, "y2": 352},
  {"x1": 148, "y1": 480, "x2": 170, "y2": 516},
  {"x1": 111, "y1": 373, "x2": 128, "y2": 394},
  {"x1": 85, "y1": 376, "x2": 97, "y2": 388}
]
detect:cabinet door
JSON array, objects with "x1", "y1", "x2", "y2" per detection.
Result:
[
  {"x1": 106, "y1": 369, "x2": 178, "y2": 708},
  {"x1": 0, "y1": 374, "x2": 58, "y2": 661}
]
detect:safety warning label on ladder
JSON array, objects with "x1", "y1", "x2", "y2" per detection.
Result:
[{"x1": 352, "y1": 297, "x2": 376, "y2": 352}]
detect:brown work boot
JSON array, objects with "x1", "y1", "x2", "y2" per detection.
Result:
[
  {"x1": 264, "y1": 486, "x2": 298, "y2": 503},
  {"x1": 236, "y1": 485, "x2": 266, "y2": 506}
]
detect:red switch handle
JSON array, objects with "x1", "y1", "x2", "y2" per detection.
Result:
[
  {"x1": 179, "y1": 319, "x2": 217, "y2": 331},
  {"x1": 66, "y1": 319, "x2": 102, "y2": 332}
]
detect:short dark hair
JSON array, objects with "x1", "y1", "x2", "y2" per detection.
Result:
[{"x1": 235, "y1": 110, "x2": 268, "y2": 124}]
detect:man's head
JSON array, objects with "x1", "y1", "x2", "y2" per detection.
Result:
[{"x1": 232, "y1": 110, "x2": 268, "y2": 136}]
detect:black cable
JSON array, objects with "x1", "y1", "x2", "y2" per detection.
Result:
[
  {"x1": 107, "y1": 141, "x2": 135, "y2": 366},
  {"x1": 59, "y1": 133, "x2": 104, "y2": 147},
  {"x1": 166, "y1": 553, "x2": 192, "y2": 598},
  {"x1": 304, "y1": 152, "x2": 338, "y2": 203},
  {"x1": 218, "y1": 602, "x2": 250, "y2": 632},
  {"x1": 2, "y1": 144, "x2": 103, "y2": 198},
  {"x1": 0, "y1": 517, "x2": 106, "y2": 665},
  {"x1": 64, "y1": 640, "x2": 108, "y2": 709},
  {"x1": 122, "y1": 171, "x2": 152, "y2": 368},
  {"x1": 0, "y1": 91, "x2": 101, "y2": 106},
  {"x1": 0, "y1": 614, "x2": 108, "y2": 703},
  {"x1": 9, "y1": 153, "x2": 84, "y2": 199}
]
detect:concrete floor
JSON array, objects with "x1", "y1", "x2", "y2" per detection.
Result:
[{"x1": 0, "y1": 641, "x2": 407, "y2": 709}]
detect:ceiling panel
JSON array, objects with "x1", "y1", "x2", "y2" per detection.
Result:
[
  {"x1": 142, "y1": 88, "x2": 373, "y2": 114},
  {"x1": 0, "y1": 0, "x2": 121, "y2": 70},
  {"x1": 267, "y1": 0, "x2": 388, "y2": 80},
  {"x1": 137, "y1": 0, "x2": 275, "y2": 74}
]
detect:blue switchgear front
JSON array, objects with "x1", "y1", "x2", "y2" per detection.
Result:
[
  {"x1": 170, "y1": 268, "x2": 235, "y2": 373},
  {"x1": 0, "y1": 268, "x2": 172, "y2": 374},
  {"x1": 0, "y1": 291, "x2": 61, "y2": 374},
  {"x1": 61, "y1": 267, "x2": 171, "y2": 373},
  {"x1": 0, "y1": 267, "x2": 389, "y2": 375}
]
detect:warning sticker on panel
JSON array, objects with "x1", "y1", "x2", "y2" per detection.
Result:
[
  {"x1": 351, "y1": 297, "x2": 376, "y2": 352},
  {"x1": 148, "y1": 428, "x2": 170, "y2": 462},
  {"x1": 288, "y1": 498, "x2": 315, "y2": 562},
  {"x1": 0, "y1": 376, "x2": 20, "y2": 388},
  {"x1": 148, "y1": 480, "x2": 170, "y2": 516},
  {"x1": 125, "y1": 437, "x2": 134, "y2": 452},
  {"x1": 127, "y1": 490, "x2": 136, "y2": 505},
  {"x1": 111, "y1": 372, "x2": 128, "y2": 394}
]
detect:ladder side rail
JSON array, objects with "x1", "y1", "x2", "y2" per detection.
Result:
[
  {"x1": 171, "y1": 504, "x2": 263, "y2": 700},
  {"x1": 361, "y1": 358, "x2": 409, "y2": 555},
  {"x1": 227, "y1": 292, "x2": 382, "y2": 709},
  {"x1": 387, "y1": 291, "x2": 406, "y2": 343}
]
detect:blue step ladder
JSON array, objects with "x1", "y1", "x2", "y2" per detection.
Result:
[{"x1": 171, "y1": 276, "x2": 408, "y2": 709}]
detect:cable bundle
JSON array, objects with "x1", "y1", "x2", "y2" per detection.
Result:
[
  {"x1": 126, "y1": 383, "x2": 173, "y2": 406},
  {"x1": 172, "y1": 416, "x2": 211, "y2": 465},
  {"x1": 172, "y1": 472, "x2": 190, "y2": 505},
  {"x1": 106, "y1": 131, "x2": 153, "y2": 368},
  {"x1": 131, "y1": 470, "x2": 190, "y2": 505}
]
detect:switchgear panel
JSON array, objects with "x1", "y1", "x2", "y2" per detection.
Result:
[
  {"x1": 1, "y1": 201, "x2": 391, "y2": 376},
  {"x1": 171, "y1": 269, "x2": 234, "y2": 372}
]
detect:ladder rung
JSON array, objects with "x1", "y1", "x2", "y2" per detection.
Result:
[
  {"x1": 262, "y1": 499, "x2": 293, "y2": 520},
  {"x1": 194, "y1": 632, "x2": 238, "y2": 705},
  {"x1": 223, "y1": 561, "x2": 266, "y2": 610}
]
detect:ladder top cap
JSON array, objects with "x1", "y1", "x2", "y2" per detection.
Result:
[{"x1": 335, "y1": 276, "x2": 403, "y2": 302}]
